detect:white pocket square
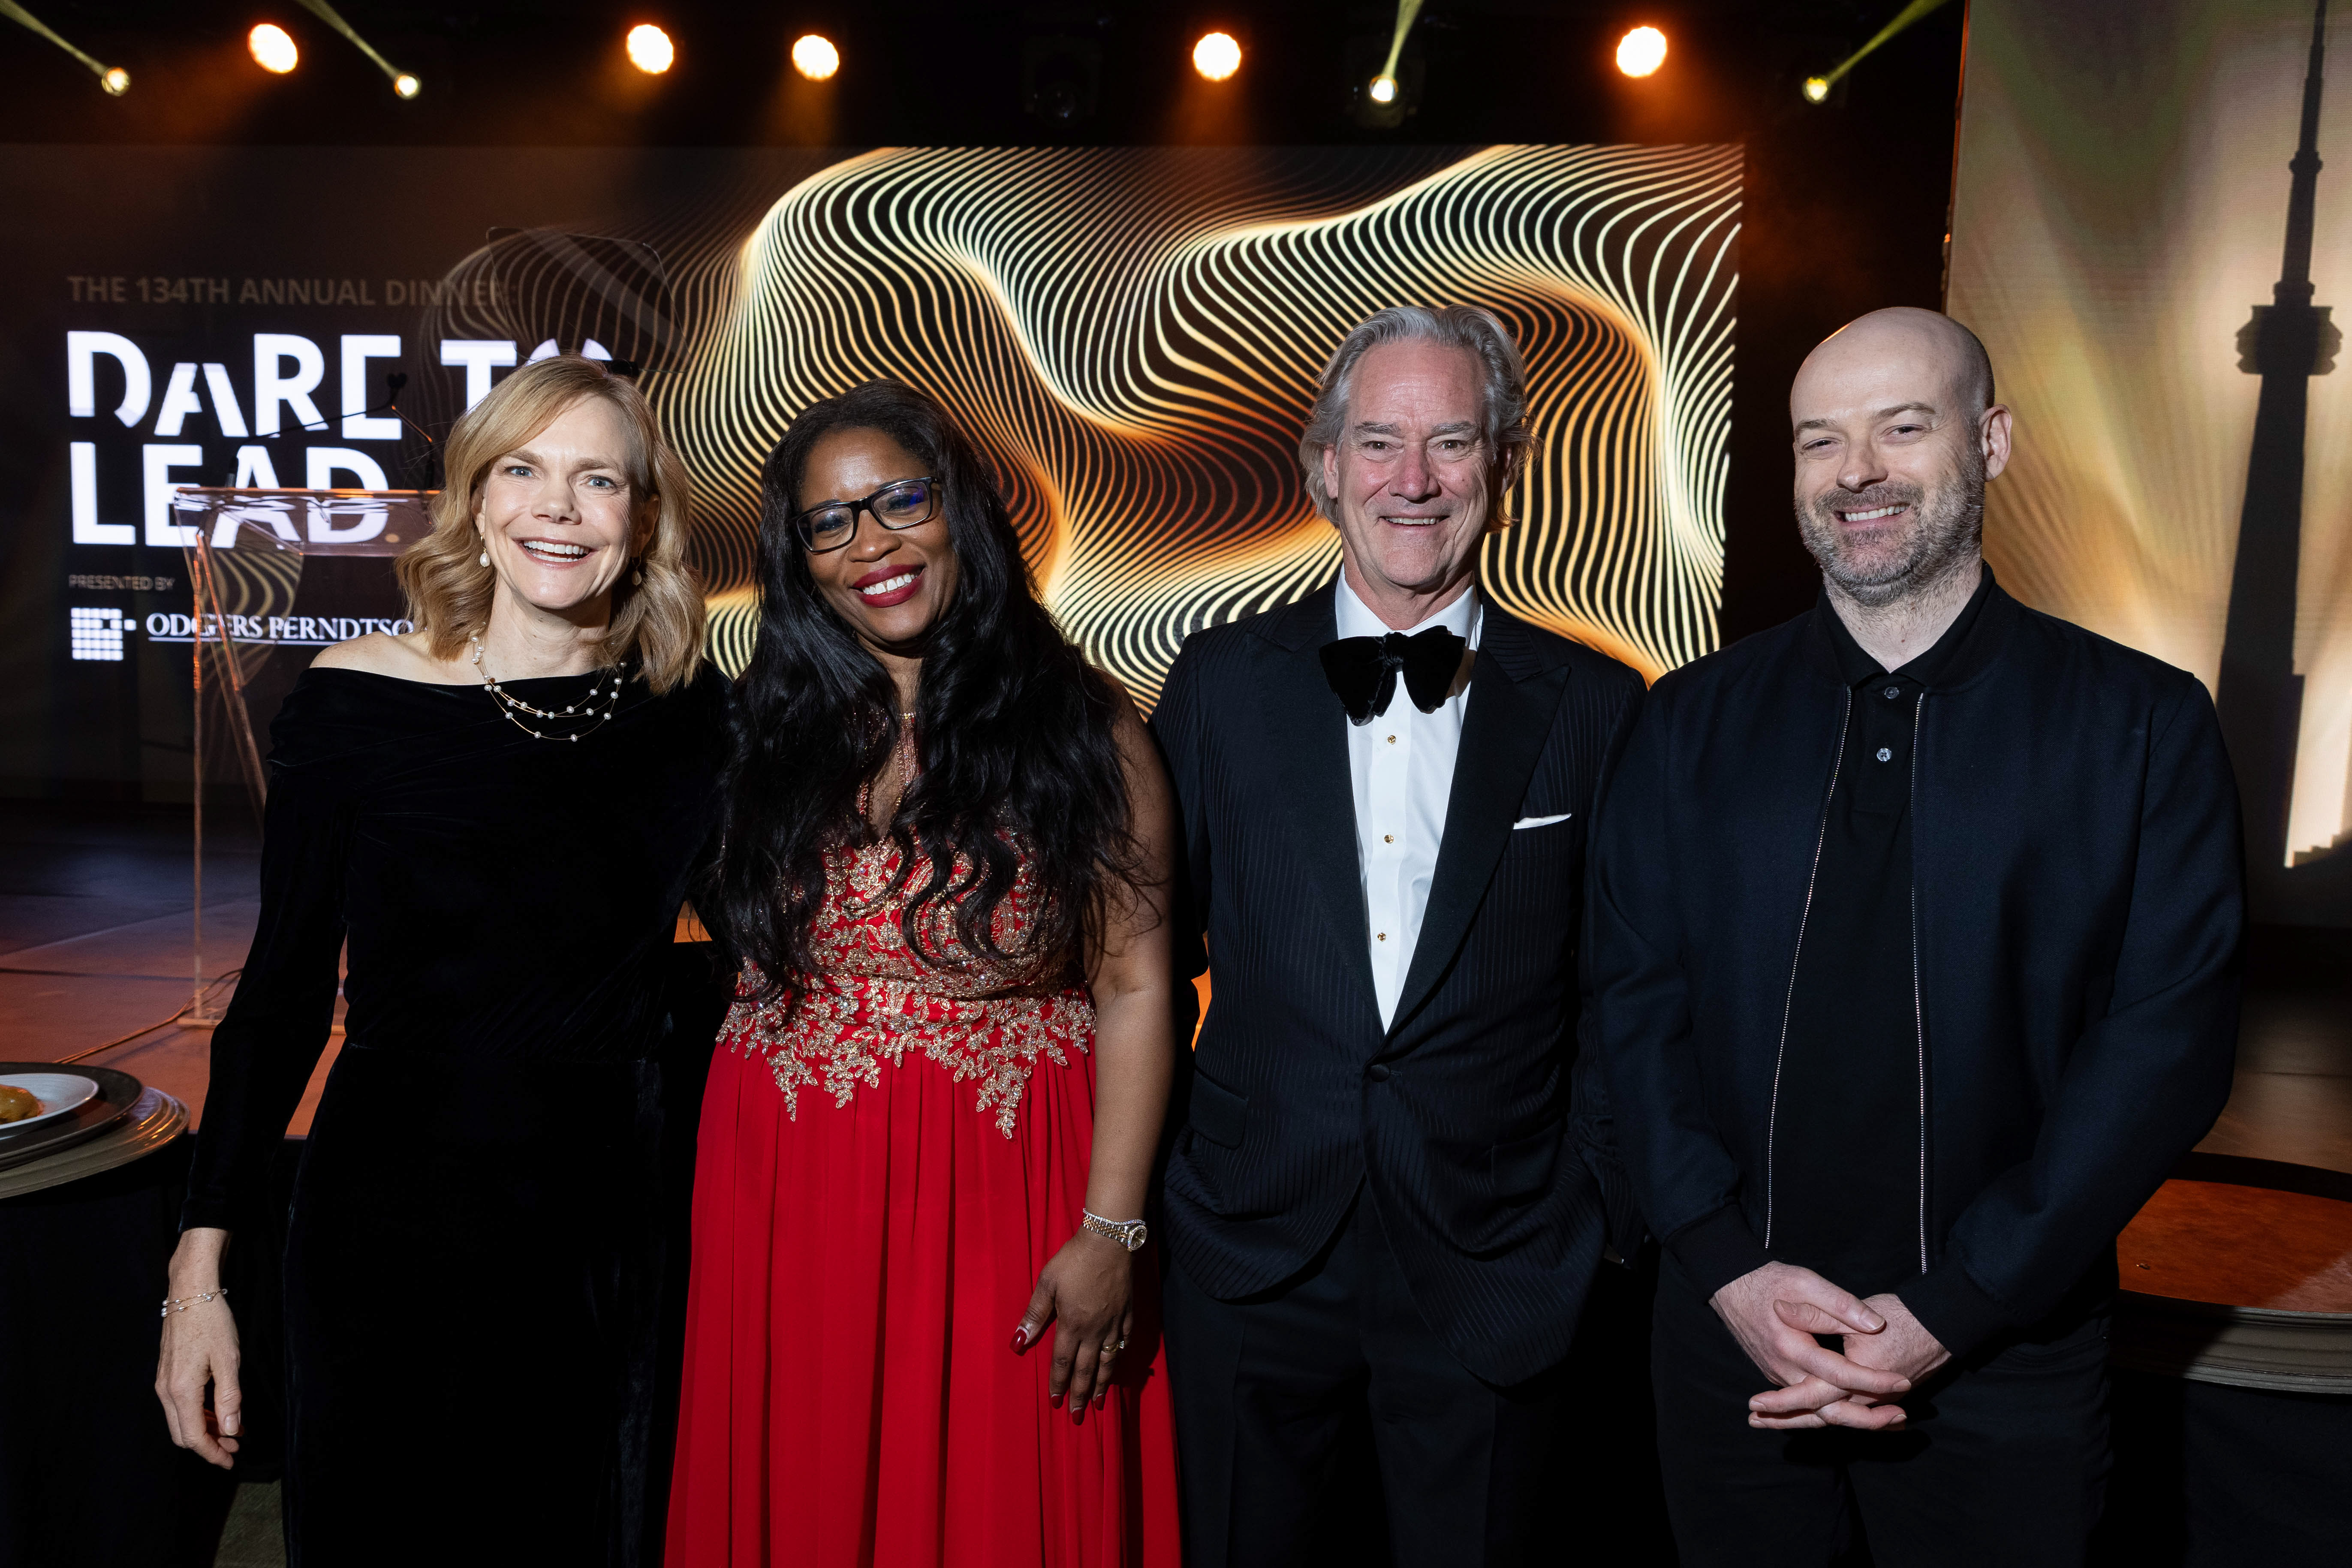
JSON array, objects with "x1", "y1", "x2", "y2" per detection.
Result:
[{"x1": 1512, "y1": 812, "x2": 1573, "y2": 830}]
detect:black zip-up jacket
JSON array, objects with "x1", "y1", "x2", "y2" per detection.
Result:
[{"x1": 1588, "y1": 574, "x2": 2243, "y2": 1357}]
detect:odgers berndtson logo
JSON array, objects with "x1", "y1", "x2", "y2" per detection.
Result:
[{"x1": 68, "y1": 609, "x2": 415, "y2": 662}]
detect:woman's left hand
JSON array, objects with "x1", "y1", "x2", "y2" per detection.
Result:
[{"x1": 1012, "y1": 1229, "x2": 1135, "y2": 1421}]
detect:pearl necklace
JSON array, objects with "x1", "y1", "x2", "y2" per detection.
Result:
[{"x1": 469, "y1": 632, "x2": 627, "y2": 743}]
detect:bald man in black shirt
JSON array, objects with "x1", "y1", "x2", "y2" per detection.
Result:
[{"x1": 1589, "y1": 308, "x2": 2243, "y2": 1565}]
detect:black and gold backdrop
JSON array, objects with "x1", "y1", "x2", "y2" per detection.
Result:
[{"x1": 0, "y1": 143, "x2": 1738, "y2": 795}]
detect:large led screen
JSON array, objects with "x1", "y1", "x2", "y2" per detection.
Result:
[
  {"x1": 0, "y1": 144, "x2": 1738, "y2": 802},
  {"x1": 1948, "y1": 0, "x2": 2351, "y2": 924}
]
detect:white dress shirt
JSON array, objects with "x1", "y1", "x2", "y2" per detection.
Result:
[{"x1": 1334, "y1": 574, "x2": 1482, "y2": 1030}]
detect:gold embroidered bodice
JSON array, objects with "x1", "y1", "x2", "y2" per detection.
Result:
[{"x1": 722, "y1": 837, "x2": 1093, "y2": 1138}]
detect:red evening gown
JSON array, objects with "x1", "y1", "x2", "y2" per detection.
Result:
[{"x1": 666, "y1": 833, "x2": 1182, "y2": 1568}]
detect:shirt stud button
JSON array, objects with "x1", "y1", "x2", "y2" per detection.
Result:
[
  {"x1": 1375, "y1": 932, "x2": 1387, "y2": 941},
  {"x1": 1876, "y1": 746, "x2": 1893, "y2": 762},
  {"x1": 1386, "y1": 734, "x2": 1397, "y2": 744},
  {"x1": 1383, "y1": 834, "x2": 1394, "y2": 843}
]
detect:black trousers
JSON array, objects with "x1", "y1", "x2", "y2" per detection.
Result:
[
  {"x1": 1160, "y1": 1191, "x2": 1563, "y2": 1568},
  {"x1": 1651, "y1": 1252, "x2": 2110, "y2": 1567}
]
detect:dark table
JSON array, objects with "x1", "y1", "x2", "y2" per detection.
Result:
[{"x1": 0, "y1": 1134, "x2": 298, "y2": 1568}]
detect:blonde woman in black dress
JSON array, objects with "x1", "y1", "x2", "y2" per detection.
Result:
[{"x1": 156, "y1": 355, "x2": 725, "y2": 1566}]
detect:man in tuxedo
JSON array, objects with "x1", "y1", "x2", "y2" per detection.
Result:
[{"x1": 1150, "y1": 305, "x2": 1645, "y2": 1566}]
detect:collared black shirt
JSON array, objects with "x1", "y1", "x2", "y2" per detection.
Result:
[{"x1": 1770, "y1": 566, "x2": 1993, "y2": 1298}]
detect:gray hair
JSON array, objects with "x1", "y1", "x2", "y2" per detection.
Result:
[{"x1": 1298, "y1": 304, "x2": 1532, "y2": 518}]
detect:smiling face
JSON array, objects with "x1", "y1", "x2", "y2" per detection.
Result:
[
  {"x1": 1319, "y1": 337, "x2": 1503, "y2": 624},
  {"x1": 1789, "y1": 309, "x2": 2010, "y2": 607},
  {"x1": 799, "y1": 426, "x2": 958, "y2": 656},
  {"x1": 474, "y1": 394, "x2": 647, "y2": 621}
]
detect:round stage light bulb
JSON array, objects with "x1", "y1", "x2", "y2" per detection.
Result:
[
  {"x1": 101, "y1": 66, "x2": 130, "y2": 95},
  {"x1": 394, "y1": 72, "x2": 421, "y2": 99},
  {"x1": 626, "y1": 24, "x2": 675, "y2": 75},
  {"x1": 249, "y1": 24, "x2": 298, "y2": 74},
  {"x1": 791, "y1": 34, "x2": 839, "y2": 81},
  {"x1": 1616, "y1": 26, "x2": 1668, "y2": 78},
  {"x1": 1192, "y1": 32, "x2": 1241, "y2": 82},
  {"x1": 1369, "y1": 74, "x2": 1397, "y2": 105},
  {"x1": 1801, "y1": 75, "x2": 1831, "y2": 104}
]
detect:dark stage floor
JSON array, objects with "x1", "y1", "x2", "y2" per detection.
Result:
[{"x1": 0, "y1": 800, "x2": 340, "y2": 1138}]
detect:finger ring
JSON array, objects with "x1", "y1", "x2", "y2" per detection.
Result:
[{"x1": 1099, "y1": 1343, "x2": 1119, "y2": 1357}]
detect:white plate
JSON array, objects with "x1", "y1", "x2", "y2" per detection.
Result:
[{"x1": 0, "y1": 1073, "x2": 101, "y2": 1133}]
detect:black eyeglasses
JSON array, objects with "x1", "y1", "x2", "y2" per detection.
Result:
[{"x1": 789, "y1": 476, "x2": 943, "y2": 553}]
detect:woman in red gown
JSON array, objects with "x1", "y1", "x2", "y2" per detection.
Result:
[{"x1": 668, "y1": 380, "x2": 1182, "y2": 1567}]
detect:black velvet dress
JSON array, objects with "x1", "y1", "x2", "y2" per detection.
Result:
[{"x1": 181, "y1": 662, "x2": 729, "y2": 1566}]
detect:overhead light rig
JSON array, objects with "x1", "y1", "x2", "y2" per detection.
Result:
[{"x1": 6, "y1": 7, "x2": 1964, "y2": 133}]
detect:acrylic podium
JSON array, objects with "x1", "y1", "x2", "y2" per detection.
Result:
[{"x1": 167, "y1": 486, "x2": 436, "y2": 1022}]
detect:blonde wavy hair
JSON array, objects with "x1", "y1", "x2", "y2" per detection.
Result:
[{"x1": 397, "y1": 355, "x2": 705, "y2": 692}]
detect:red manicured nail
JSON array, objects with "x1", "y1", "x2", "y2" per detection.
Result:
[{"x1": 1011, "y1": 1327, "x2": 1029, "y2": 1351}]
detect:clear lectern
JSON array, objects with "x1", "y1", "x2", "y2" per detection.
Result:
[{"x1": 167, "y1": 486, "x2": 435, "y2": 1021}]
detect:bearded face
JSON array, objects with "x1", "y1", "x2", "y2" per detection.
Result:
[{"x1": 1795, "y1": 427, "x2": 1985, "y2": 608}]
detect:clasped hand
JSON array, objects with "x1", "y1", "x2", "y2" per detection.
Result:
[
  {"x1": 1710, "y1": 1261, "x2": 1950, "y2": 1431},
  {"x1": 1010, "y1": 1228, "x2": 1135, "y2": 1424}
]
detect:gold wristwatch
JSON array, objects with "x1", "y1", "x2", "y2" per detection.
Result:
[{"x1": 1080, "y1": 1209, "x2": 1148, "y2": 1252}]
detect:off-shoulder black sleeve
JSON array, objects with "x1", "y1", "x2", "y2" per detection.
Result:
[{"x1": 179, "y1": 757, "x2": 351, "y2": 1233}]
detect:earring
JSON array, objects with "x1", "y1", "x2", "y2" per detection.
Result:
[
  {"x1": 632, "y1": 569, "x2": 643, "y2": 586},
  {"x1": 479, "y1": 549, "x2": 489, "y2": 567}
]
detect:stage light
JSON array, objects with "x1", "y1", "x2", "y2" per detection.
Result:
[
  {"x1": 626, "y1": 23, "x2": 674, "y2": 74},
  {"x1": 293, "y1": 0, "x2": 419, "y2": 99},
  {"x1": 1, "y1": 0, "x2": 129, "y2": 93},
  {"x1": 1192, "y1": 32, "x2": 1241, "y2": 81},
  {"x1": 1358, "y1": 0, "x2": 1422, "y2": 123},
  {"x1": 249, "y1": 23, "x2": 298, "y2": 74},
  {"x1": 1616, "y1": 26, "x2": 1667, "y2": 78},
  {"x1": 1802, "y1": 0, "x2": 1954, "y2": 105},
  {"x1": 791, "y1": 33, "x2": 838, "y2": 81}
]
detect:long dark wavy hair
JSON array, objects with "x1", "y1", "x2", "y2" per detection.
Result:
[{"x1": 708, "y1": 380, "x2": 1138, "y2": 991}]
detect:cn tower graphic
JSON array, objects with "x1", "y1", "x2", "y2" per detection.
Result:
[{"x1": 2217, "y1": 0, "x2": 2352, "y2": 915}]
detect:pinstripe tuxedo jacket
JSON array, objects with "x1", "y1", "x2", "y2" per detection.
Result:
[{"x1": 1150, "y1": 579, "x2": 1644, "y2": 1385}]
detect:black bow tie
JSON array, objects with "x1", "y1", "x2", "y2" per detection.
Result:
[{"x1": 1319, "y1": 626, "x2": 1468, "y2": 725}]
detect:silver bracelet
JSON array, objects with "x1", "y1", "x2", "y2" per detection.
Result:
[
  {"x1": 1079, "y1": 1209, "x2": 1149, "y2": 1252},
  {"x1": 160, "y1": 1287, "x2": 228, "y2": 1319}
]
